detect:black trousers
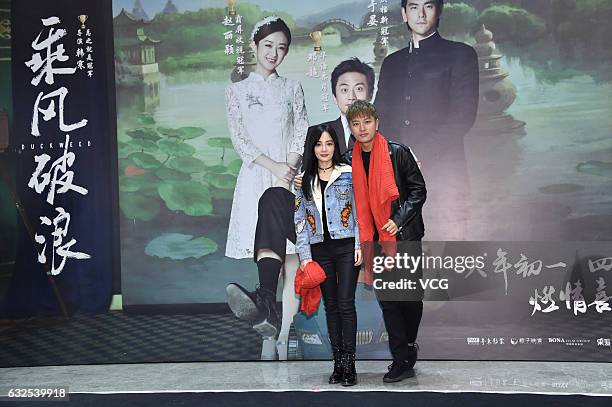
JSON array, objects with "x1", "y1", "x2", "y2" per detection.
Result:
[
  {"x1": 311, "y1": 238, "x2": 359, "y2": 354},
  {"x1": 253, "y1": 187, "x2": 296, "y2": 261},
  {"x1": 377, "y1": 239, "x2": 423, "y2": 362}
]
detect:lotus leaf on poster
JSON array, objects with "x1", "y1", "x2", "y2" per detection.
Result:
[
  {"x1": 129, "y1": 152, "x2": 162, "y2": 169},
  {"x1": 138, "y1": 114, "x2": 156, "y2": 126},
  {"x1": 119, "y1": 172, "x2": 160, "y2": 193},
  {"x1": 157, "y1": 126, "x2": 205, "y2": 140},
  {"x1": 208, "y1": 137, "x2": 232, "y2": 149},
  {"x1": 158, "y1": 180, "x2": 213, "y2": 216},
  {"x1": 207, "y1": 174, "x2": 236, "y2": 190},
  {"x1": 155, "y1": 167, "x2": 192, "y2": 181},
  {"x1": 168, "y1": 156, "x2": 205, "y2": 173},
  {"x1": 144, "y1": 233, "x2": 218, "y2": 260},
  {"x1": 157, "y1": 126, "x2": 182, "y2": 137},
  {"x1": 131, "y1": 138, "x2": 159, "y2": 152},
  {"x1": 177, "y1": 126, "x2": 206, "y2": 140},
  {"x1": 227, "y1": 159, "x2": 242, "y2": 174},
  {"x1": 119, "y1": 176, "x2": 140, "y2": 192},
  {"x1": 158, "y1": 139, "x2": 196, "y2": 157},
  {"x1": 203, "y1": 164, "x2": 227, "y2": 174},
  {"x1": 208, "y1": 137, "x2": 233, "y2": 160},
  {"x1": 120, "y1": 192, "x2": 161, "y2": 221},
  {"x1": 127, "y1": 128, "x2": 162, "y2": 142},
  {"x1": 118, "y1": 141, "x2": 139, "y2": 158}
]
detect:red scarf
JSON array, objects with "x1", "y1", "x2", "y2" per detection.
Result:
[
  {"x1": 353, "y1": 133, "x2": 399, "y2": 285},
  {"x1": 352, "y1": 132, "x2": 399, "y2": 245},
  {"x1": 294, "y1": 262, "x2": 326, "y2": 316}
]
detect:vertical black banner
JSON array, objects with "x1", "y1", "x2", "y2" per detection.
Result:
[{"x1": 4, "y1": 0, "x2": 118, "y2": 316}]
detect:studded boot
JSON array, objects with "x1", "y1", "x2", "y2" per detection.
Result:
[
  {"x1": 329, "y1": 351, "x2": 344, "y2": 384},
  {"x1": 341, "y1": 352, "x2": 357, "y2": 386}
]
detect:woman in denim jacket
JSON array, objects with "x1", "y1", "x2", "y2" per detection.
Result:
[{"x1": 295, "y1": 124, "x2": 362, "y2": 386}]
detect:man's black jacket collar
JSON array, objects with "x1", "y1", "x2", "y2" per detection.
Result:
[{"x1": 408, "y1": 31, "x2": 442, "y2": 54}]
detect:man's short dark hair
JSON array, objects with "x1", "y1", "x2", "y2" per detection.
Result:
[
  {"x1": 346, "y1": 100, "x2": 378, "y2": 122},
  {"x1": 401, "y1": 0, "x2": 444, "y2": 28},
  {"x1": 401, "y1": 0, "x2": 444, "y2": 9},
  {"x1": 330, "y1": 58, "x2": 375, "y2": 100}
]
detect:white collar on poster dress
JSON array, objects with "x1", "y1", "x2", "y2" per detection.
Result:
[{"x1": 249, "y1": 71, "x2": 279, "y2": 83}]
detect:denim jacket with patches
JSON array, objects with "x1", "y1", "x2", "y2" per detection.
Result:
[{"x1": 294, "y1": 164, "x2": 360, "y2": 261}]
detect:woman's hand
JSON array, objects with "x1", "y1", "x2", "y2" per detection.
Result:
[
  {"x1": 271, "y1": 161, "x2": 296, "y2": 183},
  {"x1": 300, "y1": 259, "x2": 313, "y2": 270},
  {"x1": 293, "y1": 173, "x2": 303, "y2": 189},
  {"x1": 354, "y1": 249, "x2": 363, "y2": 266}
]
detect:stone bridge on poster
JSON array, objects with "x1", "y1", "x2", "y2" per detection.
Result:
[{"x1": 310, "y1": 18, "x2": 401, "y2": 41}]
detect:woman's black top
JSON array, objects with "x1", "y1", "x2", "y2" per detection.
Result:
[{"x1": 319, "y1": 179, "x2": 332, "y2": 242}]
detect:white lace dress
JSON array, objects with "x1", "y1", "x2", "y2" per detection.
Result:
[{"x1": 224, "y1": 71, "x2": 308, "y2": 259}]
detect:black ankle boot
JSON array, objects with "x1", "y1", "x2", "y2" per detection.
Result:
[
  {"x1": 341, "y1": 352, "x2": 357, "y2": 386},
  {"x1": 252, "y1": 287, "x2": 279, "y2": 338},
  {"x1": 329, "y1": 352, "x2": 343, "y2": 384},
  {"x1": 226, "y1": 284, "x2": 279, "y2": 338}
]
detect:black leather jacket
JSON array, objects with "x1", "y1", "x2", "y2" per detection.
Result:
[{"x1": 342, "y1": 140, "x2": 426, "y2": 241}]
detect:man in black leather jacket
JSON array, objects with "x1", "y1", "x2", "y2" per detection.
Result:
[
  {"x1": 345, "y1": 100, "x2": 426, "y2": 383},
  {"x1": 342, "y1": 141, "x2": 426, "y2": 242}
]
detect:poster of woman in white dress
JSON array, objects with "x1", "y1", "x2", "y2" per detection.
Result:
[{"x1": 224, "y1": 16, "x2": 308, "y2": 360}]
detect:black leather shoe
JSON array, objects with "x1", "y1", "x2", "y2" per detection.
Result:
[
  {"x1": 383, "y1": 360, "x2": 415, "y2": 383},
  {"x1": 328, "y1": 352, "x2": 343, "y2": 384},
  {"x1": 341, "y1": 352, "x2": 357, "y2": 386}
]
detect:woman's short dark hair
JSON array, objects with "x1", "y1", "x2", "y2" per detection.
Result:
[
  {"x1": 301, "y1": 124, "x2": 343, "y2": 201},
  {"x1": 252, "y1": 17, "x2": 292, "y2": 47},
  {"x1": 330, "y1": 58, "x2": 376, "y2": 100}
]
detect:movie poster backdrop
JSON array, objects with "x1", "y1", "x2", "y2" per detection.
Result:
[
  {"x1": 110, "y1": 0, "x2": 612, "y2": 361},
  {"x1": 1, "y1": 0, "x2": 610, "y2": 365}
]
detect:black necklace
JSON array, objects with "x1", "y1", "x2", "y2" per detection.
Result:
[{"x1": 318, "y1": 164, "x2": 333, "y2": 172}]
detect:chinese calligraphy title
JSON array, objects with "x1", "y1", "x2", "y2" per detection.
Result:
[{"x1": 25, "y1": 16, "x2": 91, "y2": 275}]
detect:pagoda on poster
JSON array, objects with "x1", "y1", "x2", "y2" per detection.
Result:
[
  {"x1": 113, "y1": 8, "x2": 161, "y2": 108},
  {"x1": 131, "y1": 0, "x2": 149, "y2": 21},
  {"x1": 472, "y1": 25, "x2": 525, "y2": 133},
  {"x1": 162, "y1": 0, "x2": 179, "y2": 14}
]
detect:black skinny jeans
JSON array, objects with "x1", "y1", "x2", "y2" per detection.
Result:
[{"x1": 311, "y1": 237, "x2": 359, "y2": 355}]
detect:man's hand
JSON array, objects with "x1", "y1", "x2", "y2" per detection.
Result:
[
  {"x1": 382, "y1": 219, "x2": 398, "y2": 235},
  {"x1": 294, "y1": 173, "x2": 303, "y2": 189},
  {"x1": 300, "y1": 258, "x2": 313, "y2": 270}
]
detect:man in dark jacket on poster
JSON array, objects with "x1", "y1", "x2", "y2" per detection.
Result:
[
  {"x1": 375, "y1": 0, "x2": 479, "y2": 241},
  {"x1": 311, "y1": 58, "x2": 376, "y2": 156}
]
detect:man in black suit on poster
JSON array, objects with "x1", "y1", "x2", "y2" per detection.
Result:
[
  {"x1": 311, "y1": 58, "x2": 376, "y2": 155},
  {"x1": 375, "y1": 0, "x2": 479, "y2": 241}
]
